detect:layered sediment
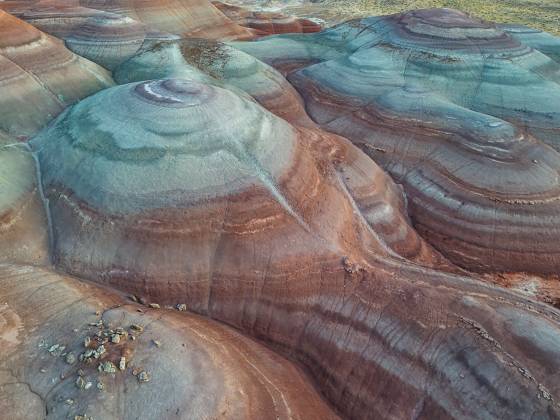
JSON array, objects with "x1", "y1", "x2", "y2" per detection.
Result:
[
  {"x1": 233, "y1": 8, "x2": 560, "y2": 273},
  {"x1": 0, "y1": 264, "x2": 338, "y2": 419},
  {"x1": 113, "y1": 38, "x2": 315, "y2": 126},
  {"x1": 0, "y1": 9, "x2": 113, "y2": 139},
  {"x1": 213, "y1": 1, "x2": 321, "y2": 35},
  {"x1": 2, "y1": 4, "x2": 560, "y2": 420},
  {"x1": 7, "y1": 6, "x2": 178, "y2": 70},
  {"x1": 0, "y1": 140, "x2": 49, "y2": 265},
  {"x1": 0, "y1": 0, "x2": 255, "y2": 39},
  {"x1": 29, "y1": 77, "x2": 560, "y2": 419},
  {"x1": 32, "y1": 78, "x2": 443, "y2": 280}
]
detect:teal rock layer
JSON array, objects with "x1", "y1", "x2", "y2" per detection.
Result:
[
  {"x1": 500, "y1": 23, "x2": 560, "y2": 63},
  {"x1": 233, "y1": 8, "x2": 560, "y2": 274},
  {"x1": 32, "y1": 77, "x2": 442, "y2": 280},
  {"x1": 30, "y1": 78, "x2": 560, "y2": 419},
  {"x1": 114, "y1": 38, "x2": 314, "y2": 125}
]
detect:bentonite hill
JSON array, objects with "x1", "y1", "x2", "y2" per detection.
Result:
[{"x1": 1, "y1": 1, "x2": 560, "y2": 420}]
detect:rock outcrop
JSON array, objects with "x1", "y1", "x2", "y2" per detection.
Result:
[
  {"x1": 3, "y1": 4, "x2": 560, "y2": 420},
  {"x1": 113, "y1": 38, "x2": 315, "y2": 126},
  {"x1": 5, "y1": 5, "x2": 179, "y2": 70},
  {"x1": 29, "y1": 77, "x2": 560, "y2": 419},
  {"x1": 32, "y1": 78, "x2": 443, "y2": 283},
  {"x1": 500, "y1": 24, "x2": 560, "y2": 63},
  {"x1": 0, "y1": 264, "x2": 338, "y2": 419},
  {"x1": 233, "y1": 8, "x2": 560, "y2": 274},
  {"x1": 80, "y1": 0, "x2": 254, "y2": 39},
  {"x1": 213, "y1": 1, "x2": 321, "y2": 35},
  {"x1": 0, "y1": 140, "x2": 49, "y2": 265},
  {"x1": 0, "y1": 9, "x2": 113, "y2": 139},
  {"x1": 1, "y1": 0, "x2": 254, "y2": 39},
  {"x1": 0, "y1": 3, "x2": 317, "y2": 124}
]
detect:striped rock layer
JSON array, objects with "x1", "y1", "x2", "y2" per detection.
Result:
[
  {"x1": 29, "y1": 78, "x2": 560, "y2": 419},
  {"x1": 0, "y1": 138, "x2": 49, "y2": 265},
  {"x1": 4, "y1": 5, "x2": 179, "y2": 70},
  {"x1": 0, "y1": 5, "x2": 319, "y2": 125},
  {"x1": 500, "y1": 23, "x2": 560, "y2": 63},
  {"x1": 112, "y1": 38, "x2": 315, "y2": 126},
  {"x1": 0, "y1": 9, "x2": 113, "y2": 139},
  {"x1": 32, "y1": 78, "x2": 443, "y2": 278},
  {"x1": 0, "y1": 0, "x2": 254, "y2": 39},
  {"x1": 232, "y1": 8, "x2": 560, "y2": 274},
  {"x1": 79, "y1": 0, "x2": 254, "y2": 39},
  {"x1": 0, "y1": 264, "x2": 338, "y2": 420},
  {"x1": 212, "y1": 1, "x2": 321, "y2": 35}
]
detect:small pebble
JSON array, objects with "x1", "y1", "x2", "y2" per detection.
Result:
[
  {"x1": 75, "y1": 376, "x2": 87, "y2": 390},
  {"x1": 137, "y1": 371, "x2": 150, "y2": 383},
  {"x1": 64, "y1": 399, "x2": 74, "y2": 405},
  {"x1": 148, "y1": 303, "x2": 160, "y2": 309},
  {"x1": 152, "y1": 340, "x2": 162, "y2": 348},
  {"x1": 98, "y1": 361, "x2": 117, "y2": 374},
  {"x1": 97, "y1": 381, "x2": 104, "y2": 391},
  {"x1": 176, "y1": 304, "x2": 187, "y2": 312},
  {"x1": 130, "y1": 324, "x2": 144, "y2": 332},
  {"x1": 94, "y1": 345, "x2": 106, "y2": 358},
  {"x1": 48, "y1": 344, "x2": 65, "y2": 357},
  {"x1": 65, "y1": 353, "x2": 76, "y2": 365},
  {"x1": 119, "y1": 357, "x2": 126, "y2": 371}
]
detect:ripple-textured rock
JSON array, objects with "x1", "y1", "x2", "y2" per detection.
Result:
[
  {"x1": 233, "y1": 8, "x2": 560, "y2": 274},
  {"x1": 30, "y1": 78, "x2": 560, "y2": 419},
  {"x1": 0, "y1": 264, "x2": 338, "y2": 420}
]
